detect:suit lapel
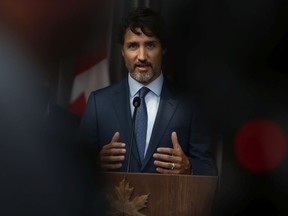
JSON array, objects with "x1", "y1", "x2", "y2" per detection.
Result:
[
  {"x1": 141, "y1": 82, "x2": 179, "y2": 171},
  {"x1": 112, "y1": 79, "x2": 141, "y2": 166}
]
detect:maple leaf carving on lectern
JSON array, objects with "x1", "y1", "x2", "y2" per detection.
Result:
[{"x1": 106, "y1": 178, "x2": 149, "y2": 216}]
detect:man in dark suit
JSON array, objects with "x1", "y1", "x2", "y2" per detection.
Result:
[{"x1": 79, "y1": 7, "x2": 217, "y2": 176}]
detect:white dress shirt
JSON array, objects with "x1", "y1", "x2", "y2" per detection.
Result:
[{"x1": 128, "y1": 73, "x2": 163, "y2": 156}]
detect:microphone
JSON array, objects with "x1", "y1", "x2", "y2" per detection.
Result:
[{"x1": 127, "y1": 97, "x2": 141, "y2": 172}]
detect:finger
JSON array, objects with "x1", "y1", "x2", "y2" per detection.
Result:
[
  {"x1": 102, "y1": 142, "x2": 126, "y2": 151},
  {"x1": 171, "y1": 131, "x2": 180, "y2": 150},
  {"x1": 153, "y1": 152, "x2": 173, "y2": 161},
  {"x1": 101, "y1": 155, "x2": 125, "y2": 162},
  {"x1": 156, "y1": 167, "x2": 180, "y2": 174},
  {"x1": 153, "y1": 153, "x2": 182, "y2": 163},
  {"x1": 101, "y1": 143, "x2": 126, "y2": 156},
  {"x1": 154, "y1": 160, "x2": 180, "y2": 169},
  {"x1": 108, "y1": 148, "x2": 126, "y2": 155},
  {"x1": 101, "y1": 146, "x2": 126, "y2": 156},
  {"x1": 156, "y1": 147, "x2": 174, "y2": 155},
  {"x1": 111, "y1": 132, "x2": 120, "y2": 143}
]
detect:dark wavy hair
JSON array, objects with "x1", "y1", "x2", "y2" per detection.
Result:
[{"x1": 118, "y1": 7, "x2": 167, "y2": 48}]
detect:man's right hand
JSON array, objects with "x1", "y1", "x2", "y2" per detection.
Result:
[{"x1": 99, "y1": 132, "x2": 126, "y2": 170}]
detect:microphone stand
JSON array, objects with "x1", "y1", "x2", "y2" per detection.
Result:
[{"x1": 127, "y1": 97, "x2": 140, "y2": 172}]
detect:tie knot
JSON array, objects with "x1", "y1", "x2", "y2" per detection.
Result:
[{"x1": 138, "y1": 87, "x2": 150, "y2": 98}]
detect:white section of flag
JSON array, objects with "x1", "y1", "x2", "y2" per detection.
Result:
[{"x1": 70, "y1": 58, "x2": 109, "y2": 103}]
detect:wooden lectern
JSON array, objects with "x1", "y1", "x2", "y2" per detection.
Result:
[{"x1": 102, "y1": 172, "x2": 218, "y2": 216}]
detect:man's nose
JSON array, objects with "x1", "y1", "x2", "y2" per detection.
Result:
[{"x1": 137, "y1": 47, "x2": 147, "y2": 62}]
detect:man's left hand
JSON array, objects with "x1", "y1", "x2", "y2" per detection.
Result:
[{"x1": 153, "y1": 131, "x2": 191, "y2": 175}]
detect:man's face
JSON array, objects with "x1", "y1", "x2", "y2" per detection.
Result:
[{"x1": 121, "y1": 28, "x2": 165, "y2": 85}]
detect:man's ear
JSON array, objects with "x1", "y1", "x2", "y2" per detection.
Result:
[
  {"x1": 162, "y1": 48, "x2": 167, "y2": 55},
  {"x1": 121, "y1": 47, "x2": 124, "y2": 57}
]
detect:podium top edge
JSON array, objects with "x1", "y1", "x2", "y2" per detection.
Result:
[{"x1": 101, "y1": 172, "x2": 218, "y2": 179}]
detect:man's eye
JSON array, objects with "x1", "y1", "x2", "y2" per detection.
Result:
[
  {"x1": 128, "y1": 43, "x2": 138, "y2": 49},
  {"x1": 146, "y1": 43, "x2": 156, "y2": 49}
]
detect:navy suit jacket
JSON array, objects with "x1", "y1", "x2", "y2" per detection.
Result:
[{"x1": 79, "y1": 77, "x2": 217, "y2": 176}]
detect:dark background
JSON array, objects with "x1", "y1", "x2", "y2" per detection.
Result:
[{"x1": 1, "y1": 0, "x2": 288, "y2": 215}]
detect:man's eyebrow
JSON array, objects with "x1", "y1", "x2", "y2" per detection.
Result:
[
  {"x1": 126, "y1": 41, "x2": 138, "y2": 45},
  {"x1": 125, "y1": 40, "x2": 158, "y2": 45},
  {"x1": 145, "y1": 40, "x2": 158, "y2": 43}
]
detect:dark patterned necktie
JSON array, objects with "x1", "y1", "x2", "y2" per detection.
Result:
[{"x1": 135, "y1": 87, "x2": 150, "y2": 163}]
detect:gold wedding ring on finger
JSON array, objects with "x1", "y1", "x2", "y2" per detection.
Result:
[{"x1": 171, "y1": 162, "x2": 176, "y2": 170}]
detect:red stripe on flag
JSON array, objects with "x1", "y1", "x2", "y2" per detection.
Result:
[{"x1": 69, "y1": 93, "x2": 86, "y2": 117}]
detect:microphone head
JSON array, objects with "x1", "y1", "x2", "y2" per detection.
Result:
[{"x1": 133, "y1": 97, "x2": 141, "y2": 108}]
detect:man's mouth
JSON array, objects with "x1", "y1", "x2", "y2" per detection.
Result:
[{"x1": 135, "y1": 63, "x2": 152, "y2": 70}]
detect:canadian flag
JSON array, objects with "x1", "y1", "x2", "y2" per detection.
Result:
[{"x1": 69, "y1": 45, "x2": 110, "y2": 117}]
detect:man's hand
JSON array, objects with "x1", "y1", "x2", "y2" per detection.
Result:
[
  {"x1": 153, "y1": 132, "x2": 191, "y2": 175},
  {"x1": 99, "y1": 132, "x2": 126, "y2": 170}
]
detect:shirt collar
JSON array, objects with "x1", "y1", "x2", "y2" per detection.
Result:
[{"x1": 128, "y1": 72, "x2": 163, "y2": 97}]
